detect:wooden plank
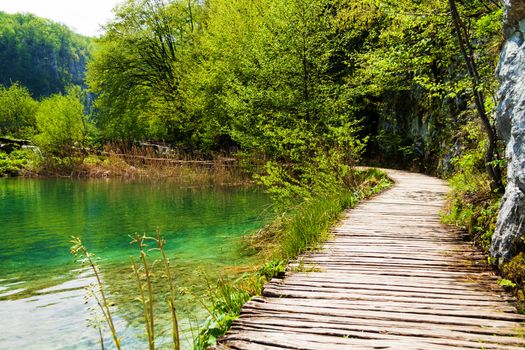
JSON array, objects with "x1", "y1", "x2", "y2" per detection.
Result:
[
  {"x1": 260, "y1": 287, "x2": 511, "y2": 306},
  {"x1": 240, "y1": 306, "x2": 522, "y2": 337},
  {"x1": 233, "y1": 316, "x2": 525, "y2": 345},
  {"x1": 223, "y1": 329, "x2": 495, "y2": 350},
  {"x1": 263, "y1": 284, "x2": 513, "y2": 303},
  {"x1": 279, "y1": 275, "x2": 509, "y2": 294},
  {"x1": 232, "y1": 321, "x2": 525, "y2": 349},
  {"x1": 247, "y1": 297, "x2": 525, "y2": 321},
  {"x1": 286, "y1": 264, "x2": 499, "y2": 279},
  {"x1": 267, "y1": 279, "x2": 512, "y2": 300},
  {"x1": 243, "y1": 300, "x2": 523, "y2": 328}
]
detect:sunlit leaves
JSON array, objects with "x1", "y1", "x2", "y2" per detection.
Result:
[
  {"x1": 87, "y1": 0, "x2": 198, "y2": 142},
  {"x1": 0, "y1": 83, "x2": 38, "y2": 138},
  {"x1": 35, "y1": 90, "x2": 88, "y2": 156}
]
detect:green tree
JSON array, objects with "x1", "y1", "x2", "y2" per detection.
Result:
[
  {"x1": 35, "y1": 90, "x2": 89, "y2": 156},
  {"x1": 339, "y1": 0, "x2": 503, "y2": 174},
  {"x1": 0, "y1": 12, "x2": 91, "y2": 98},
  {"x1": 0, "y1": 83, "x2": 38, "y2": 138},
  {"x1": 87, "y1": 0, "x2": 200, "y2": 143},
  {"x1": 193, "y1": 0, "x2": 366, "y2": 203},
  {"x1": 448, "y1": 0, "x2": 504, "y2": 192}
]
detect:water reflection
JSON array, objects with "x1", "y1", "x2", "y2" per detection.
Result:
[{"x1": 0, "y1": 178, "x2": 271, "y2": 349}]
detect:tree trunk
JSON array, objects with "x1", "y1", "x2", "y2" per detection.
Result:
[{"x1": 448, "y1": 0, "x2": 504, "y2": 193}]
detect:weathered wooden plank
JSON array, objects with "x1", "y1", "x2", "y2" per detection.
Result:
[
  {"x1": 231, "y1": 321, "x2": 525, "y2": 349},
  {"x1": 295, "y1": 256, "x2": 485, "y2": 268},
  {"x1": 267, "y1": 279, "x2": 512, "y2": 300},
  {"x1": 243, "y1": 300, "x2": 523, "y2": 328},
  {"x1": 279, "y1": 275, "x2": 509, "y2": 294},
  {"x1": 262, "y1": 289, "x2": 514, "y2": 309},
  {"x1": 232, "y1": 316, "x2": 525, "y2": 346},
  {"x1": 240, "y1": 305, "x2": 522, "y2": 337},
  {"x1": 286, "y1": 263, "x2": 499, "y2": 279},
  {"x1": 214, "y1": 340, "x2": 285, "y2": 350},
  {"x1": 304, "y1": 253, "x2": 486, "y2": 263},
  {"x1": 223, "y1": 329, "x2": 500, "y2": 350},
  {"x1": 248, "y1": 297, "x2": 525, "y2": 321},
  {"x1": 263, "y1": 284, "x2": 513, "y2": 303}
]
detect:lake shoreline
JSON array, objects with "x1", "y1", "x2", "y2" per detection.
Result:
[{"x1": 3, "y1": 149, "x2": 257, "y2": 187}]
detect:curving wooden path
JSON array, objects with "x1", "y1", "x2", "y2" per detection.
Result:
[{"x1": 216, "y1": 170, "x2": 525, "y2": 350}]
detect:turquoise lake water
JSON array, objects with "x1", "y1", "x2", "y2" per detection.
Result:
[{"x1": 0, "y1": 178, "x2": 272, "y2": 349}]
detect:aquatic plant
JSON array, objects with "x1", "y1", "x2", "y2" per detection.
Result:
[
  {"x1": 71, "y1": 230, "x2": 181, "y2": 350},
  {"x1": 155, "y1": 229, "x2": 181, "y2": 350},
  {"x1": 70, "y1": 237, "x2": 121, "y2": 350},
  {"x1": 130, "y1": 234, "x2": 155, "y2": 350}
]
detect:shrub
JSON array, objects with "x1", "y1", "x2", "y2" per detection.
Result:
[{"x1": 34, "y1": 90, "x2": 88, "y2": 157}]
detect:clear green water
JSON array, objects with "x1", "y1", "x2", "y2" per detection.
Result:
[{"x1": 0, "y1": 178, "x2": 272, "y2": 349}]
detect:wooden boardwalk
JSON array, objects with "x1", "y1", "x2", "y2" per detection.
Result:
[{"x1": 217, "y1": 170, "x2": 525, "y2": 349}]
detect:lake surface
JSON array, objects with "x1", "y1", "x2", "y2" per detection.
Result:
[{"x1": 0, "y1": 178, "x2": 272, "y2": 349}]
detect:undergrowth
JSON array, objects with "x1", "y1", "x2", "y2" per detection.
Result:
[
  {"x1": 0, "y1": 149, "x2": 39, "y2": 176},
  {"x1": 0, "y1": 143, "x2": 252, "y2": 186}
]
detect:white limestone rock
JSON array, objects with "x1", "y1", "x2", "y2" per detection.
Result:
[{"x1": 491, "y1": 0, "x2": 525, "y2": 259}]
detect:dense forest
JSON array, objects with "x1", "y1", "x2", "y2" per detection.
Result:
[
  {"x1": 1, "y1": 1, "x2": 502, "y2": 162},
  {"x1": 0, "y1": 0, "x2": 508, "y2": 240},
  {"x1": 1, "y1": 0, "x2": 504, "y2": 191},
  {"x1": 0, "y1": 12, "x2": 91, "y2": 98}
]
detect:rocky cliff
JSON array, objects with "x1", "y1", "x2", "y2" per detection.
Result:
[{"x1": 490, "y1": 0, "x2": 525, "y2": 260}]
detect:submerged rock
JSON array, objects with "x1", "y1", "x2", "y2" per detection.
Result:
[{"x1": 491, "y1": 0, "x2": 525, "y2": 260}]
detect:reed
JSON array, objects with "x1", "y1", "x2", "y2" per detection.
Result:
[
  {"x1": 77, "y1": 144, "x2": 252, "y2": 185},
  {"x1": 155, "y1": 228, "x2": 181, "y2": 350},
  {"x1": 70, "y1": 237, "x2": 121, "y2": 350},
  {"x1": 71, "y1": 231, "x2": 182, "y2": 350}
]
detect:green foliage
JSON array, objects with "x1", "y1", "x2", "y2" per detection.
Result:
[
  {"x1": 0, "y1": 12, "x2": 91, "y2": 98},
  {"x1": 0, "y1": 83, "x2": 38, "y2": 138},
  {"x1": 88, "y1": 0, "x2": 368, "y2": 162},
  {"x1": 256, "y1": 259, "x2": 286, "y2": 281},
  {"x1": 277, "y1": 168, "x2": 391, "y2": 259},
  {"x1": 196, "y1": 275, "x2": 252, "y2": 348},
  {"x1": 341, "y1": 0, "x2": 503, "y2": 171},
  {"x1": 499, "y1": 278, "x2": 517, "y2": 289},
  {"x1": 34, "y1": 89, "x2": 89, "y2": 156},
  {"x1": 0, "y1": 149, "x2": 38, "y2": 176},
  {"x1": 500, "y1": 253, "x2": 525, "y2": 309},
  {"x1": 193, "y1": 0, "x2": 368, "y2": 201},
  {"x1": 443, "y1": 122, "x2": 502, "y2": 251},
  {"x1": 87, "y1": 0, "x2": 200, "y2": 143}
]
